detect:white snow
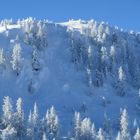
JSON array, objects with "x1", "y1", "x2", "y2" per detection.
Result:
[
  {"x1": 0, "y1": 18, "x2": 140, "y2": 137},
  {"x1": 0, "y1": 24, "x2": 20, "y2": 33}
]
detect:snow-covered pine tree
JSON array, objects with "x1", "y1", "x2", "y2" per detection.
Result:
[
  {"x1": 14, "y1": 98, "x2": 25, "y2": 138},
  {"x1": 24, "y1": 20, "x2": 47, "y2": 50},
  {"x1": 26, "y1": 110, "x2": 34, "y2": 140},
  {"x1": 116, "y1": 66, "x2": 126, "y2": 96},
  {"x1": 32, "y1": 102, "x2": 39, "y2": 128},
  {"x1": 105, "y1": 26, "x2": 110, "y2": 35},
  {"x1": 0, "y1": 48, "x2": 6, "y2": 73},
  {"x1": 116, "y1": 131, "x2": 122, "y2": 140},
  {"x1": 70, "y1": 33, "x2": 87, "y2": 70},
  {"x1": 46, "y1": 106, "x2": 59, "y2": 139},
  {"x1": 134, "y1": 128, "x2": 140, "y2": 140},
  {"x1": 2, "y1": 96, "x2": 13, "y2": 126},
  {"x1": 96, "y1": 128, "x2": 105, "y2": 140},
  {"x1": 110, "y1": 45, "x2": 115, "y2": 58},
  {"x1": 32, "y1": 47, "x2": 40, "y2": 72},
  {"x1": 27, "y1": 103, "x2": 40, "y2": 140},
  {"x1": 28, "y1": 110, "x2": 32, "y2": 126},
  {"x1": 118, "y1": 66, "x2": 125, "y2": 82},
  {"x1": 80, "y1": 117, "x2": 92, "y2": 140},
  {"x1": 103, "y1": 112, "x2": 112, "y2": 139},
  {"x1": 120, "y1": 108, "x2": 130, "y2": 140},
  {"x1": 1, "y1": 125, "x2": 17, "y2": 140},
  {"x1": 133, "y1": 119, "x2": 138, "y2": 135},
  {"x1": 38, "y1": 118, "x2": 47, "y2": 140},
  {"x1": 91, "y1": 123, "x2": 96, "y2": 140},
  {"x1": 109, "y1": 45, "x2": 116, "y2": 73},
  {"x1": 74, "y1": 112, "x2": 81, "y2": 140},
  {"x1": 11, "y1": 43, "x2": 23, "y2": 76},
  {"x1": 30, "y1": 103, "x2": 40, "y2": 140},
  {"x1": 97, "y1": 23, "x2": 104, "y2": 43},
  {"x1": 0, "y1": 48, "x2": 5, "y2": 65},
  {"x1": 94, "y1": 69, "x2": 103, "y2": 87},
  {"x1": 36, "y1": 22, "x2": 47, "y2": 50},
  {"x1": 16, "y1": 98, "x2": 24, "y2": 123},
  {"x1": 42, "y1": 132, "x2": 48, "y2": 140},
  {"x1": 37, "y1": 21, "x2": 44, "y2": 38}
]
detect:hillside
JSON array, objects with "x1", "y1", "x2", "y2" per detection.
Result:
[{"x1": 0, "y1": 18, "x2": 140, "y2": 139}]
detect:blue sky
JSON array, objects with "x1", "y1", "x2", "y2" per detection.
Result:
[{"x1": 0, "y1": 0, "x2": 140, "y2": 31}]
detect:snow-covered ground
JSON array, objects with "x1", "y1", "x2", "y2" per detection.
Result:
[{"x1": 0, "y1": 18, "x2": 140, "y2": 139}]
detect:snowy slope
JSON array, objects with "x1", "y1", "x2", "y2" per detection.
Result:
[{"x1": 0, "y1": 18, "x2": 140, "y2": 136}]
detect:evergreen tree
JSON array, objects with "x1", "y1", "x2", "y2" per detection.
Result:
[
  {"x1": 96, "y1": 128, "x2": 105, "y2": 140},
  {"x1": 91, "y1": 123, "x2": 96, "y2": 140},
  {"x1": 103, "y1": 112, "x2": 112, "y2": 139},
  {"x1": 1, "y1": 125, "x2": 17, "y2": 140},
  {"x1": 31, "y1": 103, "x2": 39, "y2": 140},
  {"x1": 134, "y1": 128, "x2": 140, "y2": 140},
  {"x1": 32, "y1": 47, "x2": 40, "y2": 72},
  {"x1": 133, "y1": 119, "x2": 138, "y2": 135},
  {"x1": 0, "y1": 48, "x2": 5, "y2": 65},
  {"x1": 32, "y1": 102, "x2": 39, "y2": 128},
  {"x1": 74, "y1": 112, "x2": 81, "y2": 140},
  {"x1": 27, "y1": 103, "x2": 39, "y2": 140},
  {"x1": 120, "y1": 108, "x2": 129, "y2": 140},
  {"x1": 109, "y1": 45, "x2": 116, "y2": 73},
  {"x1": 118, "y1": 66, "x2": 125, "y2": 82},
  {"x1": 110, "y1": 45, "x2": 115, "y2": 57},
  {"x1": 116, "y1": 66, "x2": 126, "y2": 96},
  {"x1": 46, "y1": 106, "x2": 59, "y2": 139},
  {"x1": 94, "y1": 69, "x2": 103, "y2": 87},
  {"x1": 14, "y1": 98, "x2": 25, "y2": 138},
  {"x1": 42, "y1": 132, "x2": 48, "y2": 140},
  {"x1": 26, "y1": 110, "x2": 33, "y2": 140},
  {"x1": 105, "y1": 26, "x2": 110, "y2": 35},
  {"x1": 2, "y1": 96, "x2": 13, "y2": 126},
  {"x1": 39, "y1": 118, "x2": 47, "y2": 140},
  {"x1": 28, "y1": 110, "x2": 32, "y2": 126},
  {"x1": 11, "y1": 43, "x2": 23, "y2": 75},
  {"x1": 116, "y1": 131, "x2": 122, "y2": 140},
  {"x1": 16, "y1": 98, "x2": 24, "y2": 123},
  {"x1": 0, "y1": 48, "x2": 6, "y2": 74},
  {"x1": 80, "y1": 118, "x2": 92, "y2": 140},
  {"x1": 97, "y1": 24, "x2": 104, "y2": 43}
]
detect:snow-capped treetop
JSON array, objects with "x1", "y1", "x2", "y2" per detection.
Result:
[
  {"x1": 118, "y1": 66, "x2": 125, "y2": 82},
  {"x1": 110, "y1": 45, "x2": 115, "y2": 57}
]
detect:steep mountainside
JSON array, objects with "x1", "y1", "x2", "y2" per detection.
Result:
[{"x1": 0, "y1": 18, "x2": 140, "y2": 136}]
